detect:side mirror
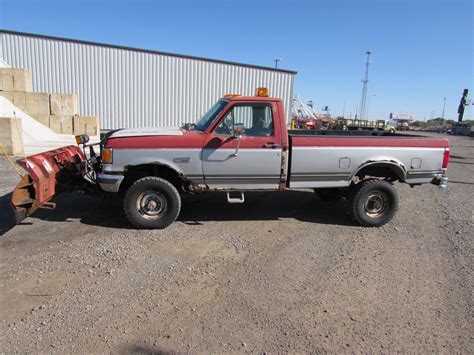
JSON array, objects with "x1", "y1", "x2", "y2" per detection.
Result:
[
  {"x1": 75, "y1": 134, "x2": 90, "y2": 145},
  {"x1": 233, "y1": 123, "x2": 245, "y2": 136},
  {"x1": 231, "y1": 123, "x2": 244, "y2": 157}
]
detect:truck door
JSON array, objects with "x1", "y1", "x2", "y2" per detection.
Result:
[{"x1": 202, "y1": 102, "x2": 282, "y2": 189}]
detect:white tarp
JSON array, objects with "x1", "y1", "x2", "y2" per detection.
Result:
[
  {"x1": 0, "y1": 58, "x2": 10, "y2": 68},
  {"x1": 0, "y1": 96, "x2": 99, "y2": 155}
]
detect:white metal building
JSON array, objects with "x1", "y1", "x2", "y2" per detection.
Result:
[{"x1": 0, "y1": 30, "x2": 296, "y2": 130}]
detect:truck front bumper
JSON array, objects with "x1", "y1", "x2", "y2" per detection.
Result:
[{"x1": 97, "y1": 173, "x2": 124, "y2": 193}]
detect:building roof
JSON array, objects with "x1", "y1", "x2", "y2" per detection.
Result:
[{"x1": 0, "y1": 29, "x2": 297, "y2": 75}]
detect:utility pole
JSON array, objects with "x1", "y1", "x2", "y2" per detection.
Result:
[
  {"x1": 441, "y1": 97, "x2": 446, "y2": 119},
  {"x1": 274, "y1": 58, "x2": 281, "y2": 69},
  {"x1": 342, "y1": 100, "x2": 346, "y2": 118},
  {"x1": 359, "y1": 50, "x2": 372, "y2": 120}
]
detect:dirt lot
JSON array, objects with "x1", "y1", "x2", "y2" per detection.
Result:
[{"x1": 0, "y1": 133, "x2": 472, "y2": 353}]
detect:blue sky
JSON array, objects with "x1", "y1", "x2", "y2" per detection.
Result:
[{"x1": 1, "y1": 0, "x2": 472, "y2": 121}]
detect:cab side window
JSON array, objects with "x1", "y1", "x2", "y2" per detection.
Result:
[{"x1": 215, "y1": 104, "x2": 274, "y2": 137}]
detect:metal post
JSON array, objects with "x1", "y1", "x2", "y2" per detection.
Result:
[
  {"x1": 458, "y1": 89, "x2": 468, "y2": 122},
  {"x1": 274, "y1": 58, "x2": 281, "y2": 69}
]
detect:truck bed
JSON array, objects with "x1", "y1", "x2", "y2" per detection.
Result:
[{"x1": 287, "y1": 131, "x2": 449, "y2": 189}]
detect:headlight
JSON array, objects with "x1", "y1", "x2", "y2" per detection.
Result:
[{"x1": 102, "y1": 148, "x2": 113, "y2": 164}]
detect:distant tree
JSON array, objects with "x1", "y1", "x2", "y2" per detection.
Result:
[{"x1": 412, "y1": 120, "x2": 426, "y2": 127}]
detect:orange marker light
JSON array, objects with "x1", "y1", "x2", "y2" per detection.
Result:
[
  {"x1": 255, "y1": 87, "x2": 268, "y2": 97},
  {"x1": 102, "y1": 148, "x2": 113, "y2": 164},
  {"x1": 224, "y1": 94, "x2": 240, "y2": 98}
]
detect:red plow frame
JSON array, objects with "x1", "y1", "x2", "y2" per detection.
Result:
[{"x1": 11, "y1": 145, "x2": 86, "y2": 221}]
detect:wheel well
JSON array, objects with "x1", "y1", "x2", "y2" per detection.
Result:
[
  {"x1": 120, "y1": 164, "x2": 184, "y2": 193},
  {"x1": 354, "y1": 162, "x2": 405, "y2": 182}
]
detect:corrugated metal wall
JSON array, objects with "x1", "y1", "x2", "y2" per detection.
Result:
[{"x1": 0, "y1": 31, "x2": 295, "y2": 130}]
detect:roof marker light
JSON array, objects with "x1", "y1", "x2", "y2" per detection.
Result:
[{"x1": 255, "y1": 87, "x2": 269, "y2": 97}]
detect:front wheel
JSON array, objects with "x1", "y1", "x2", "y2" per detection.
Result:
[
  {"x1": 349, "y1": 179, "x2": 398, "y2": 227},
  {"x1": 123, "y1": 176, "x2": 181, "y2": 229}
]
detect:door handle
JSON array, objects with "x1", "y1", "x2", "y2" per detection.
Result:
[{"x1": 263, "y1": 143, "x2": 279, "y2": 149}]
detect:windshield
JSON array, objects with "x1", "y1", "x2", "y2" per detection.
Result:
[{"x1": 194, "y1": 100, "x2": 229, "y2": 131}]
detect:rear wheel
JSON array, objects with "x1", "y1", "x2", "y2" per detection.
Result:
[
  {"x1": 123, "y1": 176, "x2": 181, "y2": 229},
  {"x1": 349, "y1": 179, "x2": 398, "y2": 227}
]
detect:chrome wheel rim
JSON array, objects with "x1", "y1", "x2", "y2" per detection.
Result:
[
  {"x1": 364, "y1": 191, "x2": 389, "y2": 218},
  {"x1": 136, "y1": 191, "x2": 167, "y2": 220}
]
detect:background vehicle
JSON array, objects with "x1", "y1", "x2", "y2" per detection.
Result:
[
  {"x1": 452, "y1": 123, "x2": 472, "y2": 136},
  {"x1": 334, "y1": 118, "x2": 394, "y2": 132},
  {"x1": 11, "y1": 88, "x2": 450, "y2": 229}
]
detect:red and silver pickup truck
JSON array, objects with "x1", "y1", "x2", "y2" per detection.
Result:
[{"x1": 12, "y1": 88, "x2": 450, "y2": 229}]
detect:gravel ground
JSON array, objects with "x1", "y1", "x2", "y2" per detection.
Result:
[{"x1": 0, "y1": 133, "x2": 472, "y2": 353}]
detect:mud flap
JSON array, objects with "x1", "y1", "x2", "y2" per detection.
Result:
[{"x1": 11, "y1": 145, "x2": 87, "y2": 223}]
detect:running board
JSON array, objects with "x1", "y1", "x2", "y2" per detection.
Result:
[{"x1": 226, "y1": 192, "x2": 245, "y2": 204}]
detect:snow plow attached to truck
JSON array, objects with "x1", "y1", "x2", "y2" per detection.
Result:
[{"x1": 11, "y1": 88, "x2": 450, "y2": 228}]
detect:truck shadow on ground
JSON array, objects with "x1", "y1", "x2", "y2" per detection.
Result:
[
  {"x1": 178, "y1": 191, "x2": 353, "y2": 226},
  {"x1": 117, "y1": 343, "x2": 172, "y2": 355},
  {"x1": 0, "y1": 190, "x2": 354, "y2": 235},
  {"x1": 0, "y1": 192, "x2": 28, "y2": 236}
]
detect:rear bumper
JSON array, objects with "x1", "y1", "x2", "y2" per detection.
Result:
[{"x1": 97, "y1": 173, "x2": 124, "y2": 193}]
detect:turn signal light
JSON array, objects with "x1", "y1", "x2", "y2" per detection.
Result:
[
  {"x1": 102, "y1": 148, "x2": 113, "y2": 164},
  {"x1": 255, "y1": 87, "x2": 268, "y2": 97}
]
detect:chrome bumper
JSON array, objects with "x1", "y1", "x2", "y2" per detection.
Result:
[{"x1": 97, "y1": 173, "x2": 124, "y2": 193}]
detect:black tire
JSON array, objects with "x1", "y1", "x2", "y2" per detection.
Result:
[
  {"x1": 314, "y1": 188, "x2": 345, "y2": 201},
  {"x1": 349, "y1": 179, "x2": 398, "y2": 227},
  {"x1": 123, "y1": 176, "x2": 181, "y2": 229}
]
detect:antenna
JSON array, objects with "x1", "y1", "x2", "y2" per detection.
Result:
[
  {"x1": 359, "y1": 50, "x2": 372, "y2": 120},
  {"x1": 274, "y1": 58, "x2": 281, "y2": 69}
]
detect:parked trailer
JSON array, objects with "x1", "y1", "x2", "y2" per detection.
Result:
[
  {"x1": 335, "y1": 118, "x2": 395, "y2": 132},
  {"x1": 11, "y1": 88, "x2": 450, "y2": 229}
]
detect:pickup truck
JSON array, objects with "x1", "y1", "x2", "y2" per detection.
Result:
[{"x1": 12, "y1": 88, "x2": 450, "y2": 229}]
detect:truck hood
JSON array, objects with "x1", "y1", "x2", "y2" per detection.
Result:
[{"x1": 110, "y1": 127, "x2": 183, "y2": 138}]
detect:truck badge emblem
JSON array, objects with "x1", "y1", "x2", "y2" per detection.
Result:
[{"x1": 173, "y1": 157, "x2": 190, "y2": 163}]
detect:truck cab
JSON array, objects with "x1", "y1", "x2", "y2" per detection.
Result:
[{"x1": 100, "y1": 89, "x2": 290, "y2": 192}]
